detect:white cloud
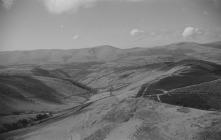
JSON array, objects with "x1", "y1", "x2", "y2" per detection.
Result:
[
  {"x1": 182, "y1": 26, "x2": 203, "y2": 39},
  {"x1": 43, "y1": 0, "x2": 146, "y2": 14},
  {"x1": 130, "y1": 28, "x2": 144, "y2": 36},
  {"x1": 43, "y1": 0, "x2": 87, "y2": 14},
  {"x1": 1, "y1": 0, "x2": 144, "y2": 13},
  {"x1": 3, "y1": 0, "x2": 220, "y2": 13},
  {"x1": 72, "y1": 35, "x2": 79, "y2": 40}
]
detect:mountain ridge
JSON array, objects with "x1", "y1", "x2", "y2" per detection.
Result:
[{"x1": 2, "y1": 41, "x2": 221, "y2": 65}]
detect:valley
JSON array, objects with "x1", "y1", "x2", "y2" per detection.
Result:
[{"x1": 1, "y1": 42, "x2": 221, "y2": 140}]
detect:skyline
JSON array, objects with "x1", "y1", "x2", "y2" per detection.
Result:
[{"x1": 0, "y1": 0, "x2": 221, "y2": 51}]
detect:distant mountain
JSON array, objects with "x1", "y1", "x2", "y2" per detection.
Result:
[
  {"x1": 1, "y1": 41, "x2": 221, "y2": 65},
  {"x1": 201, "y1": 41, "x2": 221, "y2": 49},
  {"x1": 0, "y1": 45, "x2": 121, "y2": 65}
]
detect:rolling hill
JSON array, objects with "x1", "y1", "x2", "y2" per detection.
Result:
[
  {"x1": 1, "y1": 41, "x2": 221, "y2": 139},
  {"x1": 159, "y1": 79, "x2": 221, "y2": 110},
  {"x1": 0, "y1": 42, "x2": 221, "y2": 65},
  {"x1": 0, "y1": 70, "x2": 94, "y2": 115},
  {"x1": 137, "y1": 59, "x2": 221, "y2": 110}
]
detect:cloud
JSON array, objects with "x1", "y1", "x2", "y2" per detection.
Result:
[
  {"x1": 182, "y1": 26, "x2": 203, "y2": 39},
  {"x1": 43, "y1": 0, "x2": 87, "y2": 14},
  {"x1": 44, "y1": 0, "x2": 146, "y2": 14},
  {"x1": 130, "y1": 28, "x2": 145, "y2": 36},
  {"x1": 2, "y1": 0, "x2": 221, "y2": 13},
  {"x1": 1, "y1": 0, "x2": 144, "y2": 13},
  {"x1": 1, "y1": 0, "x2": 15, "y2": 9},
  {"x1": 72, "y1": 35, "x2": 79, "y2": 40}
]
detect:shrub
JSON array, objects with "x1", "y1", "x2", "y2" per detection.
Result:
[
  {"x1": 0, "y1": 113, "x2": 52, "y2": 133},
  {"x1": 35, "y1": 113, "x2": 51, "y2": 120}
]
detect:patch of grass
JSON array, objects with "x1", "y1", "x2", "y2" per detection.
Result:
[
  {"x1": 199, "y1": 119, "x2": 221, "y2": 140},
  {"x1": 140, "y1": 59, "x2": 221, "y2": 96},
  {"x1": 157, "y1": 79, "x2": 221, "y2": 111},
  {"x1": 177, "y1": 107, "x2": 190, "y2": 113},
  {"x1": 103, "y1": 100, "x2": 137, "y2": 123},
  {"x1": 160, "y1": 93, "x2": 212, "y2": 110},
  {"x1": 104, "y1": 109, "x2": 133, "y2": 123},
  {"x1": 133, "y1": 124, "x2": 167, "y2": 140},
  {"x1": 84, "y1": 125, "x2": 114, "y2": 140},
  {"x1": 119, "y1": 73, "x2": 133, "y2": 79}
]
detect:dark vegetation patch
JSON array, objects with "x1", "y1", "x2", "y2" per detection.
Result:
[
  {"x1": 176, "y1": 107, "x2": 190, "y2": 113},
  {"x1": 158, "y1": 79, "x2": 221, "y2": 111},
  {"x1": 137, "y1": 59, "x2": 221, "y2": 97},
  {"x1": 170, "y1": 79, "x2": 221, "y2": 95},
  {"x1": 143, "y1": 70, "x2": 218, "y2": 93},
  {"x1": 160, "y1": 93, "x2": 221, "y2": 111},
  {"x1": 118, "y1": 72, "x2": 134, "y2": 79},
  {"x1": 0, "y1": 113, "x2": 52, "y2": 133},
  {"x1": 143, "y1": 79, "x2": 221, "y2": 111}
]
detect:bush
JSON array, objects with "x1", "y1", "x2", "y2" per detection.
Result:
[
  {"x1": 0, "y1": 113, "x2": 52, "y2": 133},
  {"x1": 35, "y1": 113, "x2": 51, "y2": 120},
  {"x1": 0, "y1": 118, "x2": 30, "y2": 133}
]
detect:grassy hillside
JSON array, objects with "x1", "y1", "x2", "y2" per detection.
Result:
[
  {"x1": 160, "y1": 79, "x2": 221, "y2": 110},
  {"x1": 136, "y1": 59, "x2": 221, "y2": 110},
  {"x1": 0, "y1": 74, "x2": 92, "y2": 115},
  {"x1": 137, "y1": 59, "x2": 221, "y2": 96}
]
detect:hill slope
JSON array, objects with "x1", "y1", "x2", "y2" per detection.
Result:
[
  {"x1": 0, "y1": 73, "x2": 92, "y2": 115},
  {"x1": 1, "y1": 41, "x2": 221, "y2": 138},
  {"x1": 137, "y1": 59, "x2": 221, "y2": 110}
]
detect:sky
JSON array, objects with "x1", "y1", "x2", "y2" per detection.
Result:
[{"x1": 0, "y1": 0, "x2": 221, "y2": 51}]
